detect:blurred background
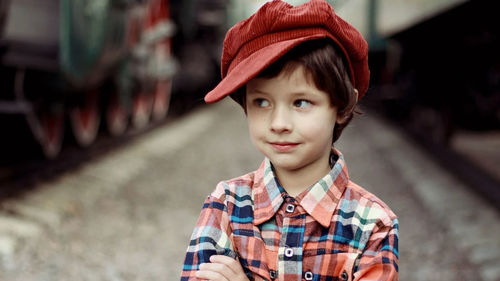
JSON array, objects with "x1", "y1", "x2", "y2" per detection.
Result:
[{"x1": 0, "y1": 0, "x2": 498, "y2": 280}]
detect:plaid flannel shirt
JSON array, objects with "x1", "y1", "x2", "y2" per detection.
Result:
[{"x1": 181, "y1": 150, "x2": 399, "y2": 281}]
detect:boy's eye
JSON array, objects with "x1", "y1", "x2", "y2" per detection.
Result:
[
  {"x1": 254, "y1": 98, "x2": 270, "y2": 107},
  {"x1": 293, "y1": 99, "x2": 311, "y2": 108}
]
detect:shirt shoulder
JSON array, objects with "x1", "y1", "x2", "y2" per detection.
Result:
[
  {"x1": 341, "y1": 180, "x2": 398, "y2": 228},
  {"x1": 209, "y1": 170, "x2": 257, "y2": 206}
]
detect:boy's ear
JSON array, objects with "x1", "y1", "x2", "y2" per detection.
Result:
[{"x1": 336, "y1": 89, "x2": 358, "y2": 124}]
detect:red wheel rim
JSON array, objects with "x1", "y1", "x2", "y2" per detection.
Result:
[
  {"x1": 152, "y1": 80, "x2": 172, "y2": 121},
  {"x1": 131, "y1": 92, "x2": 153, "y2": 128},
  {"x1": 106, "y1": 91, "x2": 128, "y2": 136},
  {"x1": 70, "y1": 91, "x2": 101, "y2": 147},
  {"x1": 38, "y1": 110, "x2": 64, "y2": 158}
]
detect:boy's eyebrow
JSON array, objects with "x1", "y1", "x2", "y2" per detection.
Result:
[
  {"x1": 288, "y1": 88, "x2": 326, "y2": 98},
  {"x1": 290, "y1": 90, "x2": 320, "y2": 97},
  {"x1": 248, "y1": 88, "x2": 323, "y2": 99},
  {"x1": 246, "y1": 88, "x2": 269, "y2": 95}
]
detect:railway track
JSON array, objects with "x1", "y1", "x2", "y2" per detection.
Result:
[
  {"x1": 408, "y1": 129, "x2": 500, "y2": 211},
  {"x1": 364, "y1": 103, "x2": 500, "y2": 211}
]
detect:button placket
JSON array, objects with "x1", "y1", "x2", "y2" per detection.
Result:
[{"x1": 277, "y1": 210, "x2": 305, "y2": 280}]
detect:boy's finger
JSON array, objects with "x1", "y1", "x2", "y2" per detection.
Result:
[
  {"x1": 209, "y1": 254, "x2": 240, "y2": 270},
  {"x1": 199, "y1": 262, "x2": 235, "y2": 280},
  {"x1": 196, "y1": 269, "x2": 230, "y2": 281}
]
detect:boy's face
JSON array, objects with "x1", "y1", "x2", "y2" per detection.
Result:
[{"x1": 246, "y1": 65, "x2": 338, "y2": 178}]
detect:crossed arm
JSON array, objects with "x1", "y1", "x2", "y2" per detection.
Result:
[
  {"x1": 195, "y1": 255, "x2": 249, "y2": 281},
  {"x1": 181, "y1": 192, "x2": 251, "y2": 281}
]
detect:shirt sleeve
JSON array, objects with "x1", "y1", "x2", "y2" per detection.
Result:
[
  {"x1": 180, "y1": 193, "x2": 236, "y2": 280},
  {"x1": 354, "y1": 218, "x2": 399, "y2": 281}
]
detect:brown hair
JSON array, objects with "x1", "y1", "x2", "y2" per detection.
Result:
[{"x1": 232, "y1": 38, "x2": 359, "y2": 143}]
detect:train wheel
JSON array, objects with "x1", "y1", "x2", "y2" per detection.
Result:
[
  {"x1": 70, "y1": 90, "x2": 101, "y2": 147},
  {"x1": 26, "y1": 107, "x2": 65, "y2": 159},
  {"x1": 152, "y1": 80, "x2": 172, "y2": 122},
  {"x1": 131, "y1": 92, "x2": 153, "y2": 129},
  {"x1": 106, "y1": 91, "x2": 129, "y2": 136}
]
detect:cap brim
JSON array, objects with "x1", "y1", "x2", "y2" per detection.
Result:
[{"x1": 204, "y1": 34, "x2": 329, "y2": 104}]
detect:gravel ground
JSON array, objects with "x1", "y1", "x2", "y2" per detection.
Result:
[{"x1": 0, "y1": 100, "x2": 498, "y2": 281}]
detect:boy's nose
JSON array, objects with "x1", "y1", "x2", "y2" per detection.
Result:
[{"x1": 270, "y1": 107, "x2": 292, "y2": 133}]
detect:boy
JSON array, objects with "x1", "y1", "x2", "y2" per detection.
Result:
[{"x1": 181, "y1": 0, "x2": 399, "y2": 280}]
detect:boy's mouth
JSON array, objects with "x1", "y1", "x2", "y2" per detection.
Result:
[{"x1": 268, "y1": 142, "x2": 299, "y2": 152}]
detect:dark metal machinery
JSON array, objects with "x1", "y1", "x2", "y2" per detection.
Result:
[
  {"x1": 339, "y1": 0, "x2": 500, "y2": 208},
  {"x1": 0, "y1": 0, "x2": 177, "y2": 158}
]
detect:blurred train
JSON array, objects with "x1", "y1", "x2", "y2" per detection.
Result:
[
  {"x1": 2, "y1": 0, "x2": 498, "y2": 160},
  {"x1": 0, "y1": 0, "x2": 227, "y2": 159},
  {"x1": 337, "y1": 0, "x2": 500, "y2": 205},
  {"x1": 169, "y1": 0, "x2": 227, "y2": 111},
  {"x1": 336, "y1": 0, "x2": 500, "y2": 144}
]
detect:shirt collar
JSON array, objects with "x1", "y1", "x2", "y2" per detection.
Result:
[{"x1": 252, "y1": 149, "x2": 349, "y2": 228}]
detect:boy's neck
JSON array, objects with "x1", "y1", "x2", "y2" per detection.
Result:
[{"x1": 273, "y1": 161, "x2": 331, "y2": 198}]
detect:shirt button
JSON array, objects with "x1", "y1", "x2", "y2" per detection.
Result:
[
  {"x1": 304, "y1": 271, "x2": 314, "y2": 280},
  {"x1": 269, "y1": 269, "x2": 277, "y2": 280},
  {"x1": 285, "y1": 204, "x2": 295, "y2": 213},
  {"x1": 284, "y1": 247, "x2": 294, "y2": 258},
  {"x1": 340, "y1": 270, "x2": 349, "y2": 281}
]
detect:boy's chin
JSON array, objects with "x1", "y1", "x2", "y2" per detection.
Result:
[{"x1": 267, "y1": 158, "x2": 304, "y2": 172}]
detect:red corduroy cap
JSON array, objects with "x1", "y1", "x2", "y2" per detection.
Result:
[{"x1": 204, "y1": 0, "x2": 369, "y2": 103}]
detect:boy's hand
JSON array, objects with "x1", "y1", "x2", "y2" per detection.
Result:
[{"x1": 196, "y1": 255, "x2": 249, "y2": 281}]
